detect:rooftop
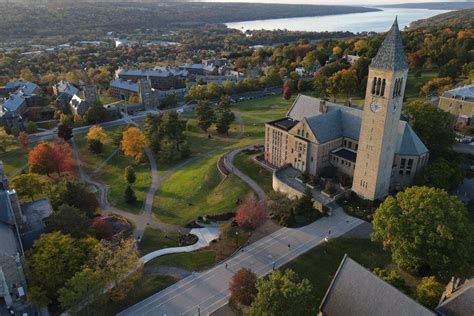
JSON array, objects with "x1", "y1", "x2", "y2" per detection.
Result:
[
  {"x1": 370, "y1": 18, "x2": 409, "y2": 71},
  {"x1": 267, "y1": 117, "x2": 299, "y2": 131},
  {"x1": 320, "y1": 255, "x2": 435, "y2": 316},
  {"x1": 436, "y1": 279, "x2": 474, "y2": 316},
  {"x1": 442, "y1": 84, "x2": 474, "y2": 102},
  {"x1": 110, "y1": 78, "x2": 139, "y2": 92},
  {"x1": 332, "y1": 148, "x2": 357, "y2": 163},
  {"x1": 117, "y1": 67, "x2": 188, "y2": 78}
]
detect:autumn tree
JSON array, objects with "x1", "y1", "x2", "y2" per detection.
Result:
[
  {"x1": 229, "y1": 268, "x2": 258, "y2": 306},
  {"x1": 58, "y1": 124, "x2": 73, "y2": 141},
  {"x1": 18, "y1": 131, "x2": 29, "y2": 149},
  {"x1": 236, "y1": 196, "x2": 267, "y2": 229},
  {"x1": 26, "y1": 232, "x2": 98, "y2": 307},
  {"x1": 48, "y1": 204, "x2": 91, "y2": 238},
  {"x1": 420, "y1": 77, "x2": 453, "y2": 96},
  {"x1": 87, "y1": 125, "x2": 108, "y2": 143},
  {"x1": 90, "y1": 217, "x2": 114, "y2": 240},
  {"x1": 327, "y1": 68, "x2": 357, "y2": 98},
  {"x1": 0, "y1": 127, "x2": 15, "y2": 152},
  {"x1": 415, "y1": 276, "x2": 444, "y2": 309},
  {"x1": 28, "y1": 141, "x2": 73, "y2": 176},
  {"x1": 283, "y1": 86, "x2": 292, "y2": 100},
  {"x1": 196, "y1": 99, "x2": 214, "y2": 132},
  {"x1": 121, "y1": 127, "x2": 146, "y2": 162},
  {"x1": 250, "y1": 269, "x2": 315, "y2": 316},
  {"x1": 10, "y1": 173, "x2": 45, "y2": 201},
  {"x1": 372, "y1": 186, "x2": 473, "y2": 277},
  {"x1": 124, "y1": 165, "x2": 136, "y2": 185},
  {"x1": 48, "y1": 178, "x2": 99, "y2": 218}
]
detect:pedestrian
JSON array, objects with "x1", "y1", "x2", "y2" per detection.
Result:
[
  {"x1": 287, "y1": 243, "x2": 291, "y2": 249},
  {"x1": 272, "y1": 261, "x2": 275, "y2": 271},
  {"x1": 225, "y1": 263, "x2": 228, "y2": 269}
]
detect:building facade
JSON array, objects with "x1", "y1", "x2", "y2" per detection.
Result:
[
  {"x1": 264, "y1": 19, "x2": 429, "y2": 201},
  {"x1": 116, "y1": 68, "x2": 188, "y2": 90},
  {"x1": 438, "y1": 84, "x2": 474, "y2": 127}
]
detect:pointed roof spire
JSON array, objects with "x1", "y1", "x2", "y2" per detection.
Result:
[{"x1": 370, "y1": 17, "x2": 408, "y2": 71}]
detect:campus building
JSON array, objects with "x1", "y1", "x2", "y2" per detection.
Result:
[
  {"x1": 115, "y1": 67, "x2": 188, "y2": 90},
  {"x1": 264, "y1": 19, "x2": 429, "y2": 201},
  {"x1": 0, "y1": 81, "x2": 40, "y2": 129},
  {"x1": 438, "y1": 84, "x2": 474, "y2": 127}
]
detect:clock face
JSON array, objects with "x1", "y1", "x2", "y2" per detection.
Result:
[
  {"x1": 392, "y1": 100, "x2": 399, "y2": 113},
  {"x1": 370, "y1": 100, "x2": 381, "y2": 113}
]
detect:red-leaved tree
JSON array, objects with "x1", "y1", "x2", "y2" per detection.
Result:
[
  {"x1": 28, "y1": 141, "x2": 72, "y2": 176},
  {"x1": 229, "y1": 268, "x2": 258, "y2": 306},
  {"x1": 283, "y1": 86, "x2": 292, "y2": 100},
  {"x1": 235, "y1": 196, "x2": 267, "y2": 229},
  {"x1": 91, "y1": 217, "x2": 114, "y2": 240}
]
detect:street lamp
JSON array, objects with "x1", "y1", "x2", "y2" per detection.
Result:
[{"x1": 235, "y1": 231, "x2": 239, "y2": 248}]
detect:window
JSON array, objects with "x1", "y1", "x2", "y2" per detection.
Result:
[
  {"x1": 401, "y1": 158, "x2": 406, "y2": 168},
  {"x1": 406, "y1": 170, "x2": 411, "y2": 176},
  {"x1": 376, "y1": 78, "x2": 382, "y2": 95},
  {"x1": 343, "y1": 140, "x2": 347, "y2": 147},
  {"x1": 348, "y1": 141, "x2": 352, "y2": 149},
  {"x1": 407, "y1": 159, "x2": 413, "y2": 169},
  {"x1": 371, "y1": 77, "x2": 376, "y2": 94},
  {"x1": 311, "y1": 157, "x2": 314, "y2": 162},
  {"x1": 399, "y1": 170, "x2": 404, "y2": 175},
  {"x1": 355, "y1": 144, "x2": 358, "y2": 151},
  {"x1": 381, "y1": 79, "x2": 386, "y2": 96},
  {"x1": 306, "y1": 132, "x2": 309, "y2": 138}
]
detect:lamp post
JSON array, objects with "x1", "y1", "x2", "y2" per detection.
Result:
[{"x1": 235, "y1": 231, "x2": 239, "y2": 248}]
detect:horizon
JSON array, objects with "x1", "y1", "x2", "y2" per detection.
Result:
[{"x1": 198, "y1": 0, "x2": 471, "y2": 5}]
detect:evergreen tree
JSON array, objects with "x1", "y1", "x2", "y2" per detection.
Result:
[
  {"x1": 196, "y1": 99, "x2": 214, "y2": 132},
  {"x1": 124, "y1": 185, "x2": 137, "y2": 204},
  {"x1": 215, "y1": 96, "x2": 235, "y2": 135},
  {"x1": 295, "y1": 188, "x2": 315, "y2": 216},
  {"x1": 124, "y1": 165, "x2": 136, "y2": 185}
]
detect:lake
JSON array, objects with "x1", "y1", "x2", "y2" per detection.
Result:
[{"x1": 225, "y1": 8, "x2": 451, "y2": 33}]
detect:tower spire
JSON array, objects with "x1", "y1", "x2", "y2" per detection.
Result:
[{"x1": 370, "y1": 18, "x2": 408, "y2": 71}]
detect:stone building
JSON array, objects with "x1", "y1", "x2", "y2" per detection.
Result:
[
  {"x1": 0, "y1": 81, "x2": 40, "y2": 129},
  {"x1": 438, "y1": 84, "x2": 474, "y2": 127},
  {"x1": 109, "y1": 78, "x2": 139, "y2": 100},
  {"x1": 265, "y1": 19, "x2": 429, "y2": 201},
  {"x1": 116, "y1": 67, "x2": 188, "y2": 90}
]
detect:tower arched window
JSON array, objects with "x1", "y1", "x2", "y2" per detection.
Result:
[
  {"x1": 381, "y1": 79, "x2": 386, "y2": 96},
  {"x1": 376, "y1": 78, "x2": 382, "y2": 95},
  {"x1": 371, "y1": 77, "x2": 376, "y2": 95},
  {"x1": 397, "y1": 78, "x2": 403, "y2": 96},
  {"x1": 393, "y1": 79, "x2": 399, "y2": 97}
]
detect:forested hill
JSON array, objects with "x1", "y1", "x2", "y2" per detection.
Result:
[
  {"x1": 380, "y1": 2, "x2": 474, "y2": 10},
  {"x1": 0, "y1": 2, "x2": 378, "y2": 41},
  {"x1": 409, "y1": 9, "x2": 474, "y2": 29}
]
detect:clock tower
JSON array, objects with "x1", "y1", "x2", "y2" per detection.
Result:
[{"x1": 352, "y1": 18, "x2": 409, "y2": 200}]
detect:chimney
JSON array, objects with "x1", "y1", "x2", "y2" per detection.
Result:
[{"x1": 319, "y1": 100, "x2": 328, "y2": 113}]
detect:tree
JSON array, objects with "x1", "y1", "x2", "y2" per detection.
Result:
[
  {"x1": 266, "y1": 191, "x2": 296, "y2": 227},
  {"x1": 196, "y1": 99, "x2": 214, "y2": 132},
  {"x1": 283, "y1": 86, "x2": 292, "y2": 100},
  {"x1": 420, "y1": 77, "x2": 453, "y2": 96},
  {"x1": 20, "y1": 67, "x2": 36, "y2": 82},
  {"x1": 415, "y1": 158, "x2": 464, "y2": 191},
  {"x1": 124, "y1": 185, "x2": 137, "y2": 204},
  {"x1": 403, "y1": 101, "x2": 455, "y2": 157},
  {"x1": 58, "y1": 124, "x2": 73, "y2": 141},
  {"x1": 416, "y1": 276, "x2": 444, "y2": 309},
  {"x1": 121, "y1": 127, "x2": 146, "y2": 162},
  {"x1": 26, "y1": 232, "x2": 98, "y2": 307},
  {"x1": 18, "y1": 131, "x2": 29, "y2": 149},
  {"x1": 295, "y1": 188, "x2": 315, "y2": 217},
  {"x1": 327, "y1": 68, "x2": 357, "y2": 98},
  {"x1": 84, "y1": 103, "x2": 108, "y2": 124},
  {"x1": 90, "y1": 217, "x2": 114, "y2": 240},
  {"x1": 48, "y1": 204, "x2": 91, "y2": 238},
  {"x1": 0, "y1": 127, "x2": 15, "y2": 152},
  {"x1": 229, "y1": 268, "x2": 257, "y2": 306},
  {"x1": 26, "y1": 121, "x2": 38, "y2": 134},
  {"x1": 215, "y1": 96, "x2": 235, "y2": 135},
  {"x1": 88, "y1": 139, "x2": 103, "y2": 154},
  {"x1": 58, "y1": 268, "x2": 105, "y2": 312},
  {"x1": 86, "y1": 125, "x2": 108, "y2": 143},
  {"x1": 372, "y1": 186, "x2": 473, "y2": 277},
  {"x1": 28, "y1": 141, "x2": 73, "y2": 176},
  {"x1": 48, "y1": 178, "x2": 99, "y2": 218},
  {"x1": 124, "y1": 165, "x2": 136, "y2": 185},
  {"x1": 235, "y1": 196, "x2": 267, "y2": 229},
  {"x1": 250, "y1": 269, "x2": 315, "y2": 316},
  {"x1": 10, "y1": 173, "x2": 45, "y2": 201}
]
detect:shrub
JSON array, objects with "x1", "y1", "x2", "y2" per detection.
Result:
[
  {"x1": 229, "y1": 268, "x2": 257, "y2": 306},
  {"x1": 416, "y1": 276, "x2": 444, "y2": 309},
  {"x1": 323, "y1": 182, "x2": 336, "y2": 195},
  {"x1": 88, "y1": 139, "x2": 103, "y2": 154}
]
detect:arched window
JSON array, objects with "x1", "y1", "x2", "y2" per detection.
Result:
[
  {"x1": 393, "y1": 79, "x2": 399, "y2": 97},
  {"x1": 371, "y1": 77, "x2": 376, "y2": 95},
  {"x1": 376, "y1": 78, "x2": 382, "y2": 95},
  {"x1": 381, "y1": 79, "x2": 386, "y2": 96},
  {"x1": 397, "y1": 78, "x2": 403, "y2": 96}
]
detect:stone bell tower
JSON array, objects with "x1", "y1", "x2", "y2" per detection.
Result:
[{"x1": 352, "y1": 18, "x2": 409, "y2": 200}]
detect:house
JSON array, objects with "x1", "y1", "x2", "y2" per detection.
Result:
[
  {"x1": 53, "y1": 80, "x2": 79, "y2": 111},
  {"x1": 319, "y1": 255, "x2": 436, "y2": 316},
  {"x1": 344, "y1": 54, "x2": 361, "y2": 64},
  {"x1": 69, "y1": 85, "x2": 99, "y2": 116},
  {"x1": 0, "y1": 81, "x2": 40, "y2": 129},
  {"x1": 436, "y1": 278, "x2": 474, "y2": 316},
  {"x1": 116, "y1": 67, "x2": 188, "y2": 90},
  {"x1": 265, "y1": 19, "x2": 429, "y2": 201},
  {"x1": 438, "y1": 84, "x2": 474, "y2": 127}
]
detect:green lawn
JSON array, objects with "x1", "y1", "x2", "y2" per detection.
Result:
[
  {"x1": 405, "y1": 71, "x2": 438, "y2": 100},
  {"x1": 75, "y1": 126, "x2": 150, "y2": 214},
  {"x1": 139, "y1": 227, "x2": 181, "y2": 256},
  {"x1": 233, "y1": 152, "x2": 273, "y2": 193},
  {"x1": 83, "y1": 274, "x2": 177, "y2": 316},
  {"x1": 146, "y1": 250, "x2": 217, "y2": 271},
  {"x1": 282, "y1": 238, "x2": 391, "y2": 307},
  {"x1": 154, "y1": 150, "x2": 253, "y2": 225},
  {"x1": 233, "y1": 95, "x2": 293, "y2": 123},
  {"x1": 100, "y1": 93, "x2": 121, "y2": 105},
  {"x1": 0, "y1": 148, "x2": 28, "y2": 177}
]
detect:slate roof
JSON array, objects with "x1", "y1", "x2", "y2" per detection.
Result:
[
  {"x1": 285, "y1": 94, "x2": 428, "y2": 156},
  {"x1": 0, "y1": 222, "x2": 20, "y2": 256},
  {"x1": 370, "y1": 18, "x2": 409, "y2": 71},
  {"x1": 6, "y1": 81, "x2": 38, "y2": 96},
  {"x1": 268, "y1": 117, "x2": 299, "y2": 131},
  {"x1": 2, "y1": 94, "x2": 26, "y2": 112},
  {"x1": 0, "y1": 191, "x2": 15, "y2": 225},
  {"x1": 110, "y1": 79, "x2": 139, "y2": 92},
  {"x1": 117, "y1": 67, "x2": 188, "y2": 78},
  {"x1": 320, "y1": 255, "x2": 436, "y2": 316},
  {"x1": 442, "y1": 84, "x2": 474, "y2": 102},
  {"x1": 332, "y1": 148, "x2": 357, "y2": 162},
  {"x1": 436, "y1": 279, "x2": 474, "y2": 316},
  {"x1": 56, "y1": 80, "x2": 79, "y2": 97}
]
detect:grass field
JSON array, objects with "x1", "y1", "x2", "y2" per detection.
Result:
[
  {"x1": 405, "y1": 71, "x2": 438, "y2": 100},
  {"x1": 233, "y1": 152, "x2": 273, "y2": 193},
  {"x1": 139, "y1": 227, "x2": 181, "y2": 256},
  {"x1": 233, "y1": 95, "x2": 294, "y2": 123},
  {"x1": 282, "y1": 238, "x2": 391, "y2": 307},
  {"x1": 0, "y1": 148, "x2": 29, "y2": 177},
  {"x1": 146, "y1": 250, "x2": 217, "y2": 271}
]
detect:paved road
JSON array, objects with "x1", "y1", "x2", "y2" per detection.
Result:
[
  {"x1": 223, "y1": 143, "x2": 266, "y2": 201},
  {"x1": 453, "y1": 142, "x2": 474, "y2": 155},
  {"x1": 118, "y1": 207, "x2": 364, "y2": 316}
]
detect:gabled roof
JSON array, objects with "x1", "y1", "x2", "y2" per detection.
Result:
[
  {"x1": 436, "y1": 279, "x2": 474, "y2": 316},
  {"x1": 6, "y1": 81, "x2": 38, "y2": 96},
  {"x1": 0, "y1": 191, "x2": 15, "y2": 225},
  {"x1": 287, "y1": 94, "x2": 340, "y2": 121},
  {"x1": 56, "y1": 80, "x2": 79, "y2": 97},
  {"x1": 320, "y1": 255, "x2": 435, "y2": 316},
  {"x1": 110, "y1": 79, "x2": 139, "y2": 93},
  {"x1": 117, "y1": 67, "x2": 188, "y2": 78},
  {"x1": 370, "y1": 18, "x2": 409, "y2": 71},
  {"x1": 441, "y1": 84, "x2": 474, "y2": 102},
  {"x1": 2, "y1": 94, "x2": 26, "y2": 112},
  {"x1": 397, "y1": 122, "x2": 429, "y2": 156}
]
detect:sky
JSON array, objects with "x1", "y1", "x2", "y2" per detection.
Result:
[{"x1": 201, "y1": 0, "x2": 469, "y2": 5}]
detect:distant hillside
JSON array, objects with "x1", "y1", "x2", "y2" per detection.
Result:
[
  {"x1": 409, "y1": 8, "x2": 474, "y2": 29},
  {"x1": 380, "y1": 2, "x2": 474, "y2": 10},
  {"x1": 0, "y1": 2, "x2": 378, "y2": 42}
]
